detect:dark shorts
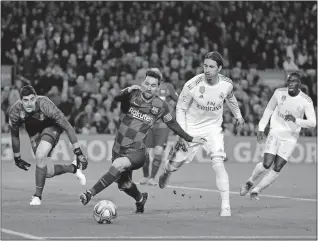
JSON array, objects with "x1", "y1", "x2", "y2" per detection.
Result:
[
  {"x1": 30, "y1": 126, "x2": 63, "y2": 157},
  {"x1": 145, "y1": 127, "x2": 170, "y2": 148},
  {"x1": 112, "y1": 148, "x2": 147, "y2": 171}
]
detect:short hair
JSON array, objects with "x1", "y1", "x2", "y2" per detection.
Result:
[
  {"x1": 205, "y1": 51, "x2": 224, "y2": 67},
  {"x1": 20, "y1": 85, "x2": 37, "y2": 99},
  {"x1": 287, "y1": 72, "x2": 301, "y2": 82},
  {"x1": 145, "y1": 68, "x2": 162, "y2": 84}
]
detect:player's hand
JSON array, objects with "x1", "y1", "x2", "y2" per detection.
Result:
[
  {"x1": 257, "y1": 131, "x2": 266, "y2": 144},
  {"x1": 284, "y1": 114, "x2": 296, "y2": 123},
  {"x1": 175, "y1": 138, "x2": 189, "y2": 152},
  {"x1": 235, "y1": 118, "x2": 245, "y2": 128},
  {"x1": 128, "y1": 85, "x2": 141, "y2": 93},
  {"x1": 74, "y1": 148, "x2": 88, "y2": 170},
  {"x1": 191, "y1": 137, "x2": 207, "y2": 145},
  {"x1": 14, "y1": 156, "x2": 31, "y2": 171}
]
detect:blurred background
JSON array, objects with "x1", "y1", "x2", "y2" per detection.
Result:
[{"x1": 1, "y1": 1, "x2": 317, "y2": 137}]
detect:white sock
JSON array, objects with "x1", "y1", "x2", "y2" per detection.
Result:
[
  {"x1": 212, "y1": 162, "x2": 230, "y2": 209},
  {"x1": 253, "y1": 169, "x2": 279, "y2": 193},
  {"x1": 248, "y1": 162, "x2": 266, "y2": 183}
]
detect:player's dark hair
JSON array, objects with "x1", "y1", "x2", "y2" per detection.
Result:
[
  {"x1": 205, "y1": 51, "x2": 224, "y2": 67},
  {"x1": 20, "y1": 85, "x2": 37, "y2": 98},
  {"x1": 287, "y1": 72, "x2": 301, "y2": 82},
  {"x1": 145, "y1": 68, "x2": 162, "y2": 85}
]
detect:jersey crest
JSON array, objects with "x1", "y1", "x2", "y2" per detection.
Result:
[
  {"x1": 199, "y1": 86, "x2": 205, "y2": 98},
  {"x1": 151, "y1": 106, "x2": 159, "y2": 115}
]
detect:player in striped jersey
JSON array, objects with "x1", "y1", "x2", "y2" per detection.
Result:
[
  {"x1": 80, "y1": 69, "x2": 206, "y2": 213},
  {"x1": 240, "y1": 73, "x2": 316, "y2": 200},
  {"x1": 158, "y1": 52, "x2": 245, "y2": 217}
]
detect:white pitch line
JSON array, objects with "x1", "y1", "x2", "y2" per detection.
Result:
[
  {"x1": 42, "y1": 236, "x2": 317, "y2": 240},
  {"x1": 1, "y1": 228, "x2": 45, "y2": 240},
  {"x1": 163, "y1": 184, "x2": 317, "y2": 202}
]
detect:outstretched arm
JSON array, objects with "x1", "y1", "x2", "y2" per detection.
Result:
[{"x1": 9, "y1": 107, "x2": 31, "y2": 171}]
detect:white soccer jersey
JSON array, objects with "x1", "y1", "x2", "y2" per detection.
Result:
[
  {"x1": 176, "y1": 73, "x2": 242, "y2": 135},
  {"x1": 258, "y1": 88, "x2": 316, "y2": 141}
]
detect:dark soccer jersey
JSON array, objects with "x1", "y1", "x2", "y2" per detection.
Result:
[
  {"x1": 155, "y1": 82, "x2": 178, "y2": 128},
  {"x1": 9, "y1": 96, "x2": 71, "y2": 138},
  {"x1": 112, "y1": 89, "x2": 173, "y2": 154}
]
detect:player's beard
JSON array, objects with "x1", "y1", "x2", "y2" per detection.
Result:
[
  {"x1": 142, "y1": 92, "x2": 154, "y2": 100},
  {"x1": 205, "y1": 73, "x2": 218, "y2": 85}
]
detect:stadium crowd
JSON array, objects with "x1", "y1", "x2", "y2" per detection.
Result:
[{"x1": 1, "y1": 1, "x2": 317, "y2": 136}]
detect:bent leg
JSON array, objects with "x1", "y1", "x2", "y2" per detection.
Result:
[
  {"x1": 89, "y1": 156, "x2": 131, "y2": 196},
  {"x1": 118, "y1": 171, "x2": 143, "y2": 202},
  {"x1": 34, "y1": 138, "x2": 53, "y2": 198}
]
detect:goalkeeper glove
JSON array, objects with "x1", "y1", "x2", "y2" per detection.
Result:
[
  {"x1": 14, "y1": 156, "x2": 31, "y2": 171},
  {"x1": 74, "y1": 148, "x2": 88, "y2": 170}
]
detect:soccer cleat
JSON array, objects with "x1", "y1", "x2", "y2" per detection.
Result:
[
  {"x1": 80, "y1": 190, "x2": 92, "y2": 205},
  {"x1": 158, "y1": 171, "x2": 171, "y2": 189},
  {"x1": 139, "y1": 177, "x2": 149, "y2": 185},
  {"x1": 240, "y1": 181, "x2": 254, "y2": 196},
  {"x1": 147, "y1": 178, "x2": 158, "y2": 186},
  {"x1": 135, "y1": 192, "x2": 148, "y2": 213},
  {"x1": 72, "y1": 160, "x2": 86, "y2": 185},
  {"x1": 220, "y1": 207, "x2": 231, "y2": 217},
  {"x1": 250, "y1": 191, "x2": 260, "y2": 201},
  {"x1": 30, "y1": 196, "x2": 41, "y2": 206}
]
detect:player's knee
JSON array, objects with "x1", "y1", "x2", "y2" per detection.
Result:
[
  {"x1": 211, "y1": 156, "x2": 224, "y2": 167},
  {"x1": 46, "y1": 162, "x2": 55, "y2": 178},
  {"x1": 262, "y1": 161, "x2": 272, "y2": 169},
  {"x1": 165, "y1": 160, "x2": 181, "y2": 172},
  {"x1": 118, "y1": 181, "x2": 132, "y2": 191},
  {"x1": 273, "y1": 159, "x2": 287, "y2": 172},
  {"x1": 154, "y1": 146, "x2": 164, "y2": 156},
  {"x1": 112, "y1": 158, "x2": 130, "y2": 172}
]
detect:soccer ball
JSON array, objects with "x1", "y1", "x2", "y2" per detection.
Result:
[{"x1": 93, "y1": 200, "x2": 117, "y2": 224}]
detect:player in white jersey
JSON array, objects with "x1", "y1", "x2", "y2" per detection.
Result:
[
  {"x1": 240, "y1": 73, "x2": 316, "y2": 200},
  {"x1": 158, "y1": 52, "x2": 245, "y2": 217}
]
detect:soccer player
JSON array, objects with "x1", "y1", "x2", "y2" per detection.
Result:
[
  {"x1": 9, "y1": 85, "x2": 88, "y2": 205},
  {"x1": 141, "y1": 67, "x2": 179, "y2": 186},
  {"x1": 79, "y1": 69, "x2": 206, "y2": 213},
  {"x1": 158, "y1": 52, "x2": 245, "y2": 217},
  {"x1": 240, "y1": 72, "x2": 316, "y2": 200}
]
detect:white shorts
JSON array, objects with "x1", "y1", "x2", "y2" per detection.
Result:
[
  {"x1": 169, "y1": 131, "x2": 226, "y2": 164},
  {"x1": 262, "y1": 132, "x2": 297, "y2": 161}
]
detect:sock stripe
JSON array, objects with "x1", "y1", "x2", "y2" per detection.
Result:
[{"x1": 99, "y1": 178, "x2": 107, "y2": 187}]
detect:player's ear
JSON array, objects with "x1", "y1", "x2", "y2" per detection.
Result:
[{"x1": 218, "y1": 65, "x2": 223, "y2": 72}]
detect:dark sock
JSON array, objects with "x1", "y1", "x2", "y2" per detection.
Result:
[
  {"x1": 142, "y1": 154, "x2": 150, "y2": 178},
  {"x1": 150, "y1": 155, "x2": 162, "y2": 179},
  {"x1": 90, "y1": 166, "x2": 121, "y2": 196},
  {"x1": 123, "y1": 183, "x2": 142, "y2": 202},
  {"x1": 35, "y1": 165, "x2": 47, "y2": 198},
  {"x1": 53, "y1": 164, "x2": 76, "y2": 177}
]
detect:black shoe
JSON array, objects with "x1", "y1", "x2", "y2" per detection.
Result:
[
  {"x1": 135, "y1": 192, "x2": 148, "y2": 213},
  {"x1": 80, "y1": 190, "x2": 92, "y2": 205},
  {"x1": 250, "y1": 191, "x2": 260, "y2": 201}
]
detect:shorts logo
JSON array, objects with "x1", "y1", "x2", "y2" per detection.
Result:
[
  {"x1": 219, "y1": 92, "x2": 225, "y2": 99},
  {"x1": 199, "y1": 86, "x2": 205, "y2": 98},
  {"x1": 281, "y1": 95, "x2": 286, "y2": 101},
  {"x1": 151, "y1": 106, "x2": 159, "y2": 115}
]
